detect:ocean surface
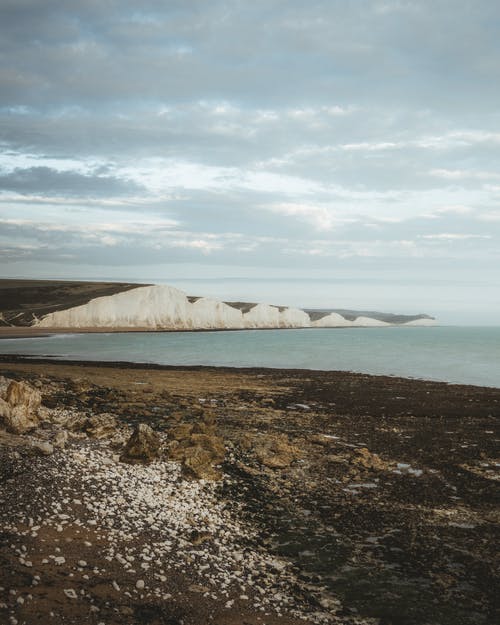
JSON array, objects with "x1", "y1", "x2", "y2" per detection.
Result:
[{"x1": 1, "y1": 326, "x2": 499, "y2": 388}]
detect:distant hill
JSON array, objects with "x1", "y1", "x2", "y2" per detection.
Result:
[
  {"x1": 0, "y1": 279, "x2": 436, "y2": 329},
  {"x1": 305, "y1": 309, "x2": 434, "y2": 324},
  {"x1": 0, "y1": 279, "x2": 144, "y2": 326}
]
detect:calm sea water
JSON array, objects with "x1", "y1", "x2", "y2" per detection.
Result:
[{"x1": 1, "y1": 326, "x2": 499, "y2": 388}]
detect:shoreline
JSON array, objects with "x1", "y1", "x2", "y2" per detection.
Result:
[
  {"x1": 0, "y1": 354, "x2": 498, "y2": 392},
  {"x1": 0, "y1": 324, "x2": 441, "y2": 340},
  {"x1": 1, "y1": 358, "x2": 499, "y2": 624}
]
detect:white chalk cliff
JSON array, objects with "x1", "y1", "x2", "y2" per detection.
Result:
[
  {"x1": 311, "y1": 312, "x2": 353, "y2": 328},
  {"x1": 36, "y1": 285, "x2": 191, "y2": 329},
  {"x1": 189, "y1": 298, "x2": 244, "y2": 329},
  {"x1": 351, "y1": 316, "x2": 391, "y2": 327},
  {"x1": 34, "y1": 283, "x2": 436, "y2": 330}
]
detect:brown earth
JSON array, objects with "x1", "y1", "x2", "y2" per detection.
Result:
[
  {"x1": 0, "y1": 357, "x2": 499, "y2": 625},
  {"x1": 0, "y1": 279, "x2": 143, "y2": 326}
]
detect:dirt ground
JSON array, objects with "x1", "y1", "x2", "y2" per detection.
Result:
[{"x1": 1, "y1": 357, "x2": 499, "y2": 625}]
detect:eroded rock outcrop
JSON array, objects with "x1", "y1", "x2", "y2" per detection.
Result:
[
  {"x1": 120, "y1": 423, "x2": 161, "y2": 464},
  {"x1": 85, "y1": 413, "x2": 119, "y2": 439},
  {"x1": 251, "y1": 433, "x2": 302, "y2": 469},
  {"x1": 168, "y1": 411, "x2": 225, "y2": 480},
  {"x1": 0, "y1": 378, "x2": 42, "y2": 434}
]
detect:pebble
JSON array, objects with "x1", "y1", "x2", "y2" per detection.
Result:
[{"x1": 0, "y1": 400, "x2": 333, "y2": 625}]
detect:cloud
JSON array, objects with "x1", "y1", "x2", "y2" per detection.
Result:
[
  {"x1": 0, "y1": 1, "x2": 499, "y2": 320},
  {"x1": 0, "y1": 166, "x2": 143, "y2": 197},
  {"x1": 420, "y1": 233, "x2": 492, "y2": 240}
]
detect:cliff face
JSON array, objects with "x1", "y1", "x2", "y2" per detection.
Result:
[
  {"x1": 189, "y1": 298, "x2": 244, "y2": 329},
  {"x1": 36, "y1": 285, "x2": 191, "y2": 329},
  {"x1": 242, "y1": 304, "x2": 281, "y2": 329},
  {"x1": 279, "y1": 307, "x2": 311, "y2": 328},
  {"x1": 311, "y1": 312, "x2": 353, "y2": 328},
  {"x1": 32, "y1": 283, "x2": 437, "y2": 330}
]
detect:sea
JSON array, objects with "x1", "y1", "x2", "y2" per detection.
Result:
[{"x1": 1, "y1": 326, "x2": 499, "y2": 388}]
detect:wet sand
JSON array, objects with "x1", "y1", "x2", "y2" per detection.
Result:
[{"x1": 1, "y1": 357, "x2": 499, "y2": 625}]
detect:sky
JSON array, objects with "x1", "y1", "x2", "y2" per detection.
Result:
[{"x1": 0, "y1": 0, "x2": 499, "y2": 324}]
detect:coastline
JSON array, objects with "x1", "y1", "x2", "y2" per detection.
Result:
[
  {"x1": 0, "y1": 325, "x2": 435, "y2": 340},
  {"x1": 1, "y1": 357, "x2": 499, "y2": 624}
]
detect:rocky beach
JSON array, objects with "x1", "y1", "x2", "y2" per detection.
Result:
[{"x1": 0, "y1": 357, "x2": 498, "y2": 625}]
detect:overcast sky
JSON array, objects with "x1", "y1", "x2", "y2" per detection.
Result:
[{"x1": 1, "y1": 0, "x2": 499, "y2": 323}]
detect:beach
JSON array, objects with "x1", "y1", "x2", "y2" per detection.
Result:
[{"x1": 0, "y1": 358, "x2": 498, "y2": 625}]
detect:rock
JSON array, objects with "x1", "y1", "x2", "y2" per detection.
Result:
[
  {"x1": 353, "y1": 447, "x2": 389, "y2": 471},
  {"x1": 254, "y1": 433, "x2": 302, "y2": 469},
  {"x1": 30, "y1": 440, "x2": 54, "y2": 456},
  {"x1": 120, "y1": 424, "x2": 161, "y2": 464},
  {"x1": 0, "y1": 376, "x2": 10, "y2": 395},
  {"x1": 0, "y1": 380, "x2": 42, "y2": 434},
  {"x1": 85, "y1": 413, "x2": 118, "y2": 439},
  {"x1": 167, "y1": 412, "x2": 225, "y2": 480},
  {"x1": 190, "y1": 433, "x2": 225, "y2": 463},
  {"x1": 52, "y1": 430, "x2": 69, "y2": 449},
  {"x1": 235, "y1": 460, "x2": 261, "y2": 477},
  {"x1": 6, "y1": 380, "x2": 42, "y2": 412},
  {"x1": 183, "y1": 446, "x2": 223, "y2": 480},
  {"x1": 170, "y1": 423, "x2": 193, "y2": 442},
  {"x1": 135, "y1": 580, "x2": 145, "y2": 590}
]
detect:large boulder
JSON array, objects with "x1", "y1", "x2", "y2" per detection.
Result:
[
  {"x1": 253, "y1": 433, "x2": 302, "y2": 469},
  {"x1": 0, "y1": 380, "x2": 42, "y2": 434},
  {"x1": 167, "y1": 411, "x2": 225, "y2": 480},
  {"x1": 85, "y1": 413, "x2": 118, "y2": 439},
  {"x1": 120, "y1": 423, "x2": 161, "y2": 464}
]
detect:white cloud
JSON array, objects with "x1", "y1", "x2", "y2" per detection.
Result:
[
  {"x1": 430, "y1": 169, "x2": 500, "y2": 181},
  {"x1": 420, "y1": 233, "x2": 492, "y2": 240}
]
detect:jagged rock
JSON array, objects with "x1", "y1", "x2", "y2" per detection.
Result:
[
  {"x1": 0, "y1": 380, "x2": 42, "y2": 434},
  {"x1": 5, "y1": 380, "x2": 42, "y2": 412},
  {"x1": 170, "y1": 423, "x2": 193, "y2": 442},
  {"x1": 54, "y1": 412, "x2": 88, "y2": 432},
  {"x1": 352, "y1": 447, "x2": 389, "y2": 471},
  {"x1": 253, "y1": 433, "x2": 302, "y2": 469},
  {"x1": 85, "y1": 413, "x2": 118, "y2": 439},
  {"x1": 167, "y1": 412, "x2": 225, "y2": 480},
  {"x1": 183, "y1": 446, "x2": 223, "y2": 480},
  {"x1": 52, "y1": 430, "x2": 69, "y2": 449},
  {"x1": 120, "y1": 423, "x2": 160, "y2": 464},
  {"x1": 190, "y1": 433, "x2": 225, "y2": 463},
  {"x1": 0, "y1": 376, "x2": 10, "y2": 396}
]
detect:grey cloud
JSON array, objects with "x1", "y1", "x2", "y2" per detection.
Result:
[
  {"x1": 0, "y1": 1, "x2": 498, "y2": 113},
  {"x1": 0, "y1": 1, "x2": 499, "y2": 321},
  {"x1": 0, "y1": 166, "x2": 143, "y2": 197}
]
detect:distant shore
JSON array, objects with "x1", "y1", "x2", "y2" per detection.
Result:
[{"x1": 0, "y1": 324, "x2": 424, "y2": 340}]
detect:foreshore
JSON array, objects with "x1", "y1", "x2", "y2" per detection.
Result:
[{"x1": 1, "y1": 357, "x2": 498, "y2": 625}]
